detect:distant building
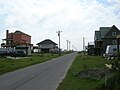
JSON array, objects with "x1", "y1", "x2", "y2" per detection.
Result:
[
  {"x1": 37, "y1": 39, "x2": 58, "y2": 53},
  {"x1": 33, "y1": 46, "x2": 39, "y2": 53},
  {"x1": 2, "y1": 30, "x2": 33, "y2": 48},
  {"x1": 87, "y1": 42, "x2": 95, "y2": 55},
  {"x1": 94, "y1": 25, "x2": 120, "y2": 55}
]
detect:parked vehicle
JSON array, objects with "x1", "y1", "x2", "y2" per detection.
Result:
[
  {"x1": 0, "y1": 48, "x2": 28, "y2": 57},
  {"x1": 12, "y1": 51, "x2": 26, "y2": 57},
  {"x1": 15, "y1": 46, "x2": 31, "y2": 56},
  {"x1": 105, "y1": 45, "x2": 120, "y2": 59},
  {"x1": 0, "y1": 48, "x2": 15, "y2": 56},
  {"x1": 49, "y1": 48, "x2": 59, "y2": 54}
]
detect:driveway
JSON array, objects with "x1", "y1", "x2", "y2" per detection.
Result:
[{"x1": 0, "y1": 52, "x2": 77, "y2": 90}]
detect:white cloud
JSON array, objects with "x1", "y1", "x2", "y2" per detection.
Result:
[{"x1": 0, "y1": 0, "x2": 120, "y2": 50}]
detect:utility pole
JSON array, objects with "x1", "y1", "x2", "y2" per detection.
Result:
[
  {"x1": 69, "y1": 41, "x2": 70, "y2": 51},
  {"x1": 72, "y1": 45, "x2": 73, "y2": 51},
  {"x1": 56, "y1": 31, "x2": 62, "y2": 56},
  {"x1": 83, "y1": 37, "x2": 85, "y2": 51},
  {"x1": 66, "y1": 40, "x2": 69, "y2": 51}
]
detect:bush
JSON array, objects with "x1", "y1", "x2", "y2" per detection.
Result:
[{"x1": 97, "y1": 72, "x2": 120, "y2": 90}]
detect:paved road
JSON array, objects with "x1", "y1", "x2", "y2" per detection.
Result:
[{"x1": 0, "y1": 52, "x2": 77, "y2": 90}]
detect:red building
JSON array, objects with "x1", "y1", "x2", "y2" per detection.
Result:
[{"x1": 2, "y1": 30, "x2": 32, "y2": 48}]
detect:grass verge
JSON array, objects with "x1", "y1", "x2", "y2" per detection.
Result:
[
  {"x1": 57, "y1": 54, "x2": 111, "y2": 90},
  {"x1": 0, "y1": 54, "x2": 59, "y2": 75}
]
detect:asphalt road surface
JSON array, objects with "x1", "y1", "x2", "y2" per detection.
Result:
[{"x1": 0, "y1": 52, "x2": 77, "y2": 90}]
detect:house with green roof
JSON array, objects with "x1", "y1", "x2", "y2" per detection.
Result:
[{"x1": 94, "y1": 25, "x2": 120, "y2": 55}]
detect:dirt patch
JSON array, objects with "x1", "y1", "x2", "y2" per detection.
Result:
[{"x1": 74, "y1": 68, "x2": 111, "y2": 80}]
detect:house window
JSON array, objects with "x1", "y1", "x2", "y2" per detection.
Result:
[
  {"x1": 39, "y1": 45, "x2": 42, "y2": 47},
  {"x1": 112, "y1": 40, "x2": 117, "y2": 44},
  {"x1": 113, "y1": 48, "x2": 117, "y2": 52},
  {"x1": 112, "y1": 32, "x2": 116, "y2": 36}
]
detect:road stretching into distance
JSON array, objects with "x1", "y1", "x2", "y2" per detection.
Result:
[{"x1": 0, "y1": 52, "x2": 77, "y2": 90}]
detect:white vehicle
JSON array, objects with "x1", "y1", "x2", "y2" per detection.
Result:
[{"x1": 105, "y1": 45, "x2": 120, "y2": 59}]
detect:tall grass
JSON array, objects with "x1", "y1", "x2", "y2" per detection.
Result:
[{"x1": 57, "y1": 55, "x2": 110, "y2": 90}]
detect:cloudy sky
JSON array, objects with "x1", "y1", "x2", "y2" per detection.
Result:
[{"x1": 0, "y1": 0, "x2": 120, "y2": 51}]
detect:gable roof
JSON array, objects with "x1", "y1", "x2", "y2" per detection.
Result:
[
  {"x1": 94, "y1": 31, "x2": 101, "y2": 41},
  {"x1": 99, "y1": 27, "x2": 111, "y2": 38},
  {"x1": 37, "y1": 39, "x2": 57, "y2": 45},
  {"x1": 14, "y1": 30, "x2": 31, "y2": 36},
  {"x1": 104, "y1": 25, "x2": 120, "y2": 38}
]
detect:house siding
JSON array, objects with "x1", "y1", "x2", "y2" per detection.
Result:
[
  {"x1": 13, "y1": 34, "x2": 31, "y2": 45},
  {"x1": 39, "y1": 44, "x2": 55, "y2": 49},
  {"x1": 102, "y1": 38, "x2": 117, "y2": 53}
]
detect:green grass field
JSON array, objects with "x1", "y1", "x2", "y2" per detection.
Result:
[
  {"x1": 0, "y1": 54, "x2": 59, "y2": 75},
  {"x1": 57, "y1": 54, "x2": 111, "y2": 90}
]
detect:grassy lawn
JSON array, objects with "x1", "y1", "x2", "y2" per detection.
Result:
[
  {"x1": 0, "y1": 54, "x2": 59, "y2": 75},
  {"x1": 57, "y1": 54, "x2": 111, "y2": 90}
]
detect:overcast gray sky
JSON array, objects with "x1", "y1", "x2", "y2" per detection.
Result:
[{"x1": 0, "y1": 0, "x2": 120, "y2": 51}]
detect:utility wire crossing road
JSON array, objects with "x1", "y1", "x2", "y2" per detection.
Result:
[{"x1": 0, "y1": 52, "x2": 77, "y2": 90}]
